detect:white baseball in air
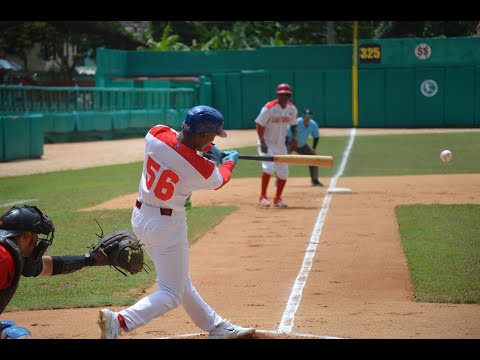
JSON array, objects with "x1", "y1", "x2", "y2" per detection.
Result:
[{"x1": 440, "y1": 149, "x2": 452, "y2": 163}]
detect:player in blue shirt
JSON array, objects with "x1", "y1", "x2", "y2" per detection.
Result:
[{"x1": 286, "y1": 108, "x2": 324, "y2": 187}]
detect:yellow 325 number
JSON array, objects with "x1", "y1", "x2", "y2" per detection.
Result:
[{"x1": 359, "y1": 45, "x2": 381, "y2": 63}]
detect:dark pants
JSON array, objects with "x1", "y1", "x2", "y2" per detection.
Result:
[{"x1": 289, "y1": 144, "x2": 319, "y2": 182}]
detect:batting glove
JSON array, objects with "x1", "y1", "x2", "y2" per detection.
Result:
[
  {"x1": 202, "y1": 143, "x2": 223, "y2": 165},
  {"x1": 222, "y1": 150, "x2": 239, "y2": 164}
]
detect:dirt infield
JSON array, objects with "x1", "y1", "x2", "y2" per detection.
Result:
[{"x1": 4, "y1": 128, "x2": 480, "y2": 339}]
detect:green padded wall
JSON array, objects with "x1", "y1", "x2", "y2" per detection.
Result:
[
  {"x1": 358, "y1": 70, "x2": 386, "y2": 128},
  {"x1": 3, "y1": 115, "x2": 31, "y2": 161},
  {"x1": 294, "y1": 70, "x2": 326, "y2": 127},
  {"x1": 444, "y1": 67, "x2": 475, "y2": 127},
  {"x1": 240, "y1": 70, "x2": 270, "y2": 130},
  {"x1": 211, "y1": 73, "x2": 229, "y2": 128},
  {"x1": 325, "y1": 70, "x2": 352, "y2": 127},
  {"x1": 385, "y1": 69, "x2": 415, "y2": 128},
  {"x1": 225, "y1": 72, "x2": 242, "y2": 130},
  {"x1": 29, "y1": 113, "x2": 44, "y2": 158},
  {"x1": 50, "y1": 112, "x2": 77, "y2": 133},
  {"x1": 76, "y1": 111, "x2": 95, "y2": 131},
  {"x1": 359, "y1": 37, "x2": 480, "y2": 68},
  {"x1": 270, "y1": 70, "x2": 294, "y2": 98},
  {"x1": 476, "y1": 67, "x2": 480, "y2": 127},
  {"x1": 0, "y1": 116, "x2": 3, "y2": 161},
  {"x1": 414, "y1": 68, "x2": 445, "y2": 127}
]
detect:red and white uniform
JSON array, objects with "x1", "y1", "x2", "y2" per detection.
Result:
[
  {"x1": 121, "y1": 125, "x2": 234, "y2": 332},
  {"x1": 137, "y1": 126, "x2": 229, "y2": 214},
  {"x1": 255, "y1": 99, "x2": 298, "y2": 177}
]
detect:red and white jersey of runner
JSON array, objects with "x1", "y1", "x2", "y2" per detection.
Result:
[{"x1": 255, "y1": 99, "x2": 298, "y2": 147}]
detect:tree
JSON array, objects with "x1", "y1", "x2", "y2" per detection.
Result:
[
  {"x1": 373, "y1": 21, "x2": 479, "y2": 39},
  {"x1": 147, "y1": 21, "x2": 480, "y2": 52},
  {"x1": 0, "y1": 21, "x2": 147, "y2": 81},
  {"x1": 147, "y1": 21, "x2": 328, "y2": 50}
]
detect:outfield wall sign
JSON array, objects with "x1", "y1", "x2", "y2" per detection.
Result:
[
  {"x1": 359, "y1": 44, "x2": 381, "y2": 64},
  {"x1": 421, "y1": 79, "x2": 438, "y2": 97},
  {"x1": 415, "y1": 43, "x2": 432, "y2": 60}
]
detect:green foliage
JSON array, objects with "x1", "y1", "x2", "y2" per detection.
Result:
[
  {"x1": 373, "y1": 21, "x2": 479, "y2": 39},
  {"x1": 143, "y1": 22, "x2": 190, "y2": 51},
  {"x1": 397, "y1": 204, "x2": 480, "y2": 303},
  {"x1": 0, "y1": 21, "x2": 144, "y2": 80},
  {"x1": 147, "y1": 21, "x2": 328, "y2": 51},
  {"x1": 146, "y1": 21, "x2": 480, "y2": 52}
]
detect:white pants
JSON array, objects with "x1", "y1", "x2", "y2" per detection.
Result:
[
  {"x1": 256, "y1": 140, "x2": 289, "y2": 179},
  {"x1": 119, "y1": 205, "x2": 223, "y2": 332}
]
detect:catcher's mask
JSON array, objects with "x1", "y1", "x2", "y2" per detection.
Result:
[
  {"x1": 182, "y1": 105, "x2": 227, "y2": 138},
  {"x1": 0, "y1": 205, "x2": 55, "y2": 258}
]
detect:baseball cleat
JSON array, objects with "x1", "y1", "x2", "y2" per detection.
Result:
[
  {"x1": 258, "y1": 196, "x2": 270, "y2": 207},
  {"x1": 208, "y1": 319, "x2": 256, "y2": 339},
  {"x1": 311, "y1": 180, "x2": 324, "y2": 187},
  {"x1": 98, "y1": 308, "x2": 122, "y2": 339},
  {"x1": 273, "y1": 198, "x2": 288, "y2": 208}
]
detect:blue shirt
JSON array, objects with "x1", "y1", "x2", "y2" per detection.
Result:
[{"x1": 287, "y1": 117, "x2": 320, "y2": 147}]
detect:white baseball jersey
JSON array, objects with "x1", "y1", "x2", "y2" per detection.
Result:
[
  {"x1": 137, "y1": 125, "x2": 225, "y2": 216},
  {"x1": 121, "y1": 124, "x2": 234, "y2": 332},
  {"x1": 255, "y1": 99, "x2": 298, "y2": 147}
]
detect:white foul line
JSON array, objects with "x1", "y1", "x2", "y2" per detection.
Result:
[
  {"x1": 277, "y1": 128, "x2": 357, "y2": 334},
  {"x1": 154, "y1": 329, "x2": 347, "y2": 339}
]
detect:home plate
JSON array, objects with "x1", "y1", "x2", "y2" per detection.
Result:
[{"x1": 327, "y1": 187, "x2": 352, "y2": 194}]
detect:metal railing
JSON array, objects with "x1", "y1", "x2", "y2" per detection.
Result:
[{"x1": 0, "y1": 85, "x2": 196, "y2": 113}]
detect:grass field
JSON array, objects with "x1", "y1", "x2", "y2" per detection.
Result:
[{"x1": 1, "y1": 131, "x2": 479, "y2": 310}]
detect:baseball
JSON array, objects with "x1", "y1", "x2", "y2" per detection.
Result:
[{"x1": 440, "y1": 149, "x2": 452, "y2": 163}]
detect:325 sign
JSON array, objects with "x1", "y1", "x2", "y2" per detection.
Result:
[{"x1": 359, "y1": 44, "x2": 381, "y2": 64}]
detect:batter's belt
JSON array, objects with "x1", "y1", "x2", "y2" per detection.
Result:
[{"x1": 135, "y1": 199, "x2": 173, "y2": 216}]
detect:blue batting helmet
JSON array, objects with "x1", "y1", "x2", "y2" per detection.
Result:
[{"x1": 182, "y1": 105, "x2": 227, "y2": 138}]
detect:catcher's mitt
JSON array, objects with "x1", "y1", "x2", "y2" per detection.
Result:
[{"x1": 87, "y1": 228, "x2": 146, "y2": 276}]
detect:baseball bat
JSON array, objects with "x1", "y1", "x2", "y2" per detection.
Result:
[{"x1": 238, "y1": 155, "x2": 333, "y2": 167}]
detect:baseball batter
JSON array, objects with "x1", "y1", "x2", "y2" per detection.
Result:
[
  {"x1": 255, "y1": 83, "x2": 298, "y2": 207},
  {"x1": 98, "y1": 105, "x2": 256, "y2": 339}
]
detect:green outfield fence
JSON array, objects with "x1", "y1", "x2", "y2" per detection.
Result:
[
  {"x1": 2, "y1": 36, "x2": 480, "y2": 162},
  {"x1": 0, "y1": 85, "x2": 196, "y2": 161},
  {"x1": 96, "y1": 36, "x2": 480, "y2": 130}
]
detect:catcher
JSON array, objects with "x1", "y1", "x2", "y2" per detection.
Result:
[{"x1": 0, "y1": 205, "x2": 144, "y2": 339}]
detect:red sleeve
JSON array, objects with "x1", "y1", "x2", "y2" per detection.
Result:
[
  {"x1": 203, "y1": 143, "x2": 213, "y2": 152},
  {"x1": 214, "y1": 161, "x2": 236, "y2": 190},
  {"x1": 256, "y1": 123, "x2": 265, "y2": 141},
  {"x1": 0, "y1": 246, "x2": 15, "y2": 290}
]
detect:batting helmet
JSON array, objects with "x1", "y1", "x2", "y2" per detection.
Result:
[
  {"x1": 182, "y1": 105, "x2": 227, "y2": 138},
  {"x1": 276, "y1": 83, "x2": 292, "y2": 95},
  {"x1": 0, "y1": 205, "x2": 55, "y2": 242}
]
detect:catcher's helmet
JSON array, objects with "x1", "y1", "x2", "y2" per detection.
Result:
[
  {"x1": 182, "y1": 105, "x2": 227, "y2": 138},
  {"x1": 0, "y1": 205, "x2": 55, "y2": 241},
  {"x1": 276, "y1": 83, "x2": 292, "y2": 95}
]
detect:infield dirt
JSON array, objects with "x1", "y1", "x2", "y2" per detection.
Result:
[{"x1": 3, "y1": 128, "x2": 480, "y2": 339}]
